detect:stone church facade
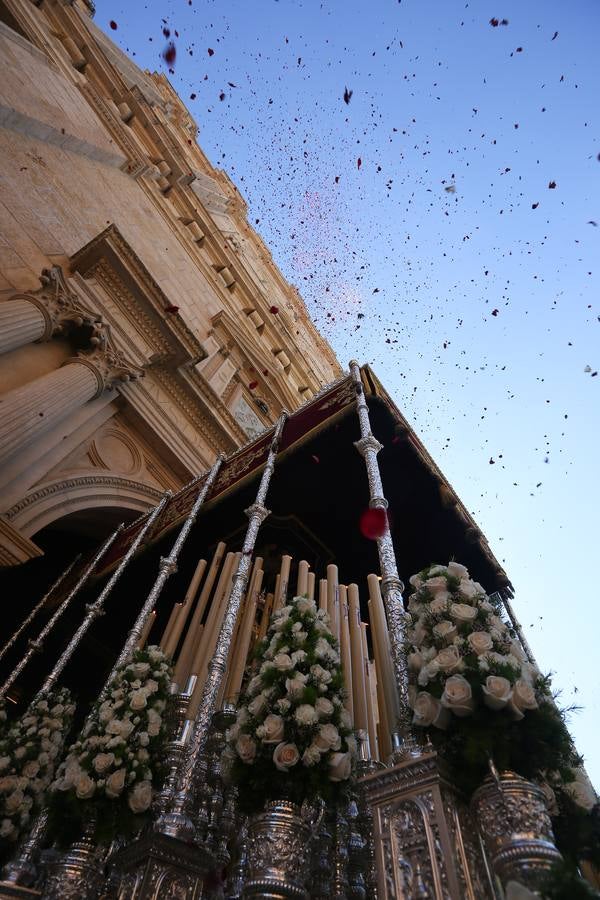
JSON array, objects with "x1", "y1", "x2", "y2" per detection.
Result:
[{"x1": 0, "y1": 0, "x2": 340, "y2": 567}]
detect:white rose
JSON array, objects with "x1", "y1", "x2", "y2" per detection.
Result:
[
  {"x1": 315, "y1": 638, "x2": 334, "y2": 660},
  {"x1": 509, "y1": 680, "x2": 538, "y2": 714},
  {"x1": 310, "y1": 665, "x2": 332, "y2": 685},
  {"x1": 273, "y1": 653, "x2": 294, "y2": 671},
  {"x1": 236, "y1": 734, "x2": 257, "y2": 764},
  {"x1": 412, "y1": 692, "x2": 450, "y2": 730},
  {"x1": 5, "y1": 790, "x2": 25, "y2": 814},
  {"x1": 313, "y1": 723, "x2": 341, "y2": 752},
  {"x1": 227, "y1": 723, "x2": 240, "y2": 743},
  {"x1": 75, "y1": 773, "x2": 96, "y2": 800},
  {"x1": 0, "y1": 757, "x2": 10, "y2": 772},
  {"x1": 248, "y1": 693, "x2": 268, "y2": 717},
  {"x1": 409, "y1": 573, "x2": 423, "y2": 588},
  {"x1": 247, "y1": 675, "x2": 262, "y2": 696},
  {"x1": 0, "y1": 818, "x2": 16, "y2": 839},
  {"x1": 482, "y1": 676, "x2": 512, "y2": 710},
  {"x1": 302, "y1": 745, "x2": 322, "y2": 766},
  {"x1": 424, "y1": 575, "x2": 448, "y2": 595},
  {"x1": 276, "y1": 699, "x2": 291, "y2": 714},
  {"x1": 479, "y1": 599, "x2": 494, "y2": 613},
  {"x1": 131, "y1": 662, "x2": 151, "y2": 678},
  {"x1": 315, "y1": 697, "x2": 334, "y2": 719},
  {"x1": 564, "y1": 780, "x2": 597, "y2": 811},
  {"x1": 138, "y1": 732, "x2": 149, "y2": 747},
  {"x1": 130, "y1": 690, "x2": 148, "y2": 711},
  {"x1": 408, "y1": 651, "x2": 424, "y2": 672},
  {"x1": 441, "y1": 675, "x2": 474, "y2": 716},
  {"x1": 509, "y1": 641, "x2": 529, "y2": 664},
  {"x1": 285, "y1": 675, "x2": 308, "y2": 698},
  {"x1": 467, "y1": 632, "x2": 494, "y2": 656},
  {"x1": 258, "y1": 714, "x2": 285, "y2": 744},
  {"x1": 293, "y1": 630, "x2": 308, "y2": 645},
  {"x1": 433, "y1": 620, "x2": 457, "y2": 644},
  {"x1": 128, "y1": 780, "x2": 153, "y2": 814},
  {"x1": 458, "y1": 579, "x2": 479, "y2": 600},
  {"x1": 447, "y1": 561, "x2": 469, "y2": 579},
  {"x1": 340, "y1": 708, "x2": 352, "y2": 730},
  {"x1": 430, "y1": 594, "x2": 450, "y2": 614},
  {"x1": 490, "y1": 615, "x2": 507, "y2": 632},
  {"x1": 22, "y1": 761, "x2": 40, "y2": 779},
  {"x1": 418, "y1": 659, "x2": 440, "y2": 686},
  {"x1": 450, "y1": 603, "x2": 478, "y2": 626},
  {"x1": 435, "y1": 645, "x2": 463, "y2": 674},
  {"x1": 92, "y1": 753, "x2": 115, "y2": 774},
  {"x1": 273, "y1": 742, "x2": 300, "y2": 772},
  {"x1": 290, "y1": 650, "x2": 307, "y2": 666},
  {"x1": 328, "y1": 751, "x2": 352, "y2": 782},
  {"x1": 105, "y1": 768, "x2": 126, "y2": 798},
  {"x1": 408, "y1": 596, "x2": 426, "y2": 616},
  {"x1": 296, "y1": 597, "x2": 316, "y2": 615},
  {"x1": 295, "y1": 704, "x2": 318, "y2": 726}
]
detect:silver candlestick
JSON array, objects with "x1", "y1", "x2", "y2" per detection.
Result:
[
  {"x1": 157, "y1": 413, "x2": 287, "y2": 843},
  {"x1": 34, "y1": 492, "x2": 172, "y2": 700},
  {"x1": 0, "y1": 554, "x2": 81, "y2": 665},
  {"x1": 349, "y1": 360, "x2": 413, "y2": 755},
  {"x1": 0, "y1": 528, "x2": 122, "y2": 700}
]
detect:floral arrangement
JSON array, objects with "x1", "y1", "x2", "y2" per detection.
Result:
[
  {"x1": 0, "y1": 688, "x2": 75, "y2": 851},
  {"x1": 405, "y1": 561, "x2": 600, "y2": 870},
  {"x1": 405, "y1": 562, "x2": 582, "y2": 788},
  {"x1": 48, "y1": 645, "x2": 172, "y2": 846},
  {"x1": 224, "y1": 595, "x2": 356, "y2": 813}
]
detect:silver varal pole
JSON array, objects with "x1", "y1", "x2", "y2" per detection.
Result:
[
  {"x1": 158, "y1": 412, "x2": 287, "y2": 841},
  {"x1": 0, "y1": 554, "x2": 81, "y2": 665},
  {"x1": 102, "y1": 457, "x2": 222, "y2": 690},
  {"x1": 35, "y1": 492, "x2": 172, "y2": 700},
  {"x1": 0, "y1": 529, "x2": 122, "y2": 700},
  {"x1": 349, "y1": 360, "x2": 413, "y2": 754}
]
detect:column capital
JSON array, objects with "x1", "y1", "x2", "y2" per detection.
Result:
[
  {"x1": 18, "y1": 266, "x2": 104, "y2": 343},
  {"x1": 67, "y1": 326, "x2": 144, "y2": 397}
]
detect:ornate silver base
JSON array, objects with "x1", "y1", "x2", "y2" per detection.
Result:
[
  {"x1": 471, "y1": 772, "x2": 562, "y2": 892},
  {"x1": 107, "y1": 831, "x2": 209, "y2": 899},
  {"x1": 359, "y1": 751, "x2": 495, "y2": 900},
  {"x1": 243, "y1": 800, "x2": 312, "y2": 899}
]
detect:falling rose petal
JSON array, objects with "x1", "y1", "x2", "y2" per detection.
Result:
[
  {"x1": 357, "y1": 157, "x2": 362, "y2": 169},
  {"x1": 548, "y1": 181, "x2": 557, "y2": 189},
  {"x1": 311, "y1": 454, "x2": 320, "y2": 464},
  {"x1": 269, "y1": 305, "x2": 279, "y2": 314},
  {"x1": 165, "y1": 305, "x2": 179, "y2": 315},
  {"x1": 491, "y1": 309, "x2": 499, "y2": 316},
  {"x1": 109, "y1": 20, "x2": 118, "y2": 30},
  {"x1": 343, "y1": 86, "x2": 353, "y2": 105},
  {"x1": 248, "y1": 381, "x2": 258, "y2": 390},
  {"x1": 532, "y1": 202, "x2": 539, "y2": 209},
  {"x1": 359, "y1": 507, "x2": 388, "y2": 540},
  {"x1": 162, "y1": 42, "x2": 176, "y2": 65},
  {"x1": 208, "y1": 47, "x2": 214, "y2": 56}
]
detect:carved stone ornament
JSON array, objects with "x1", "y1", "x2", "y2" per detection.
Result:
[
  {"x1": 243, "y1": 799, "x2": 314, "y2": 899},
  {"x1": 471, "y1": 771, "x2": 562, "y2": 891},
  {"x1": 22, "y1": 266, "x2": 105, "y2": 343},
  {"x1": 70, "y1": 323, "x2": 145, "y2": 398}
]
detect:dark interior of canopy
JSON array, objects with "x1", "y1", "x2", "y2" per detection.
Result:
[{"x1": 0, "y1": 390, "x2": 508, "y2": 716}]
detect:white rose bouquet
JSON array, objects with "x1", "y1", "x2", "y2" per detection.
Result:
[
  {"x1": 225, "y1": 595, "x2": 355, "y2": 813},
  {"x1": 405, "y1": 562, "x2": 586, "y2": 809},
  {"x1": 48, "y1": 646, "x2": 172, "y2": 846},
  {"x1": 0, "y1": 687, "x2": 75, "y2": 850}
]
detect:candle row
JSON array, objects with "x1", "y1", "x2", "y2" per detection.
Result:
[{"x1": 140, "y1": 546, "x2": 400, "y2": 763}]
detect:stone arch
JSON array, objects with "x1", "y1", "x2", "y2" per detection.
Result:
[{"x1": 5, "y1": 472, "x2": 163, "y2": 538}]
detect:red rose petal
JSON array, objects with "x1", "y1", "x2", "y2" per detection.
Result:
[{"x1": 359, "y1": 507, "x2": 388, "y2": 540}]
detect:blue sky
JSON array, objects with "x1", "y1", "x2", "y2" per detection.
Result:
[{"x1": 99, "y1": 0, "x2": 599, "y2": 785}]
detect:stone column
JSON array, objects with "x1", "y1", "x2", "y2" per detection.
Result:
[
  {"x1": 0, "y1": 265, "x2": 103, "y2": 357},
  {"x1": 0, "y1": 298, "x2": 51, "y2": 355},
  {"x1": 0, "y1": 342, "x2": 143, "y2": 463}
]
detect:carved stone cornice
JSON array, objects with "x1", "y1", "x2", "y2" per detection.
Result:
[{"x1": 69, "y1": 224, "x2": 208, "y2": 367}]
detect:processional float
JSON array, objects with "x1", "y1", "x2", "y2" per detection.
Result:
[{"x1": 0, "y1": 363, "x2": 597, "y2": 900}]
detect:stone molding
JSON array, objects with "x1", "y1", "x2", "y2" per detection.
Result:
[{"x1": 5, "y1": 472, "x2": 162, "y2": 537}]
